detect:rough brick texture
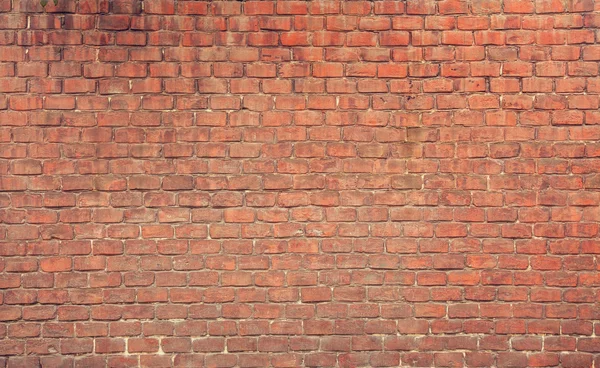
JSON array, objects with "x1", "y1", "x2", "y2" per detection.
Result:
[{"x1": 1, "y1": 0, "x2": 600, "y2": 367}]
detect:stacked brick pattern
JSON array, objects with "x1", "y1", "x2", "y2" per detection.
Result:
[{"x1": 1, "y1": 0, "x2": 600, "y2": 366}]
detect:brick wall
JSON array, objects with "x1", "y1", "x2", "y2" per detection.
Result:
[{"x1": 1, "y1": 0, "x2": 600, "y2": 367}]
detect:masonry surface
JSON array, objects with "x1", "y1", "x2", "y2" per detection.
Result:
[{"x1": 0, "y1": 0, "x2": 600, "y2": 367}]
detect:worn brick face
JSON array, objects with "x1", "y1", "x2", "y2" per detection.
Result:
[{"x1": 0, "y1": 0, "x2": 600, "y2": 366}]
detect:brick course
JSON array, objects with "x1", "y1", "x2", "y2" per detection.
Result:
[{"x1": 1, "y1": 0, "x2": 600, "y2": 366}]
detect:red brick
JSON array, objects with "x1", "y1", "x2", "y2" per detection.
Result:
[{"x1": 0, "y1": 3, "x2": 595, "y2": 364}]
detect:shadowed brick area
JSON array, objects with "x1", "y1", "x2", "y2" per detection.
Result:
[{"x1": 1, "y1": 0, "x2": 600, "y2": 367}]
